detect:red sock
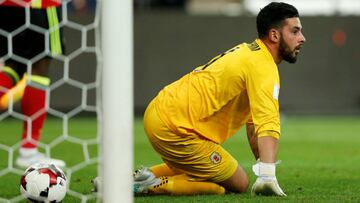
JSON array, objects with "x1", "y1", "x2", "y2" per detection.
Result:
[
  {"x1": 0, "y1": 71, "x2": 15, "y2": 98},
  {"x1": 21, "y1": 85, "x2": 47, "y2": 148}
]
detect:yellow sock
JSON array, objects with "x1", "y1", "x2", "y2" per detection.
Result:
[
  {"x1": 0, "y1": 74, "x2": 27, "y2": 110},
  {"x1": 148, "y1": 175, "x2": 225, "y2": 195},
  {"x1": 150, "y1": 163, "x2": 181, "y2": 177}
]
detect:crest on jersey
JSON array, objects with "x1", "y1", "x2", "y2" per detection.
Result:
[{"x1": 210, "y1": 152, "x2": 222, "y2": 164}]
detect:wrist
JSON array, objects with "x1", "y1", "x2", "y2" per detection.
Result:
[{"x1": 252, "y1": 162, "x2": 276, "y2": 177}]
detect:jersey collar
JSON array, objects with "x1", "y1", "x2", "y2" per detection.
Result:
[{"x1": 255, "y1": 38, "x2": 276, "y2": 65}]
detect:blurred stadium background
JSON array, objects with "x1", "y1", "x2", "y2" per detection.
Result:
[{"x1": 51, "y1": 0, "x2": 360, "y2": 116}]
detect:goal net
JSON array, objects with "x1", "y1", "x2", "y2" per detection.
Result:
[{"x1": 0, "y1": 0, "x2": 132, "y2": 202}]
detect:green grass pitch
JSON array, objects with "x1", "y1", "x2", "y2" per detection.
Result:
[
  {"x1": 0, "y1": 117, "x2": 99, "y2": 202},
  {"x1": 135, "y1": 116, "x2": 360, "y2": 203},
  {"x1": 1, "y1": 116, "x2": 360, "y2": 202}
]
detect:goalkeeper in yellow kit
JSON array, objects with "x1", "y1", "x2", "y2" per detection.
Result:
[{"x1": 134, "y1": 2, "x2": 306, "y2": 196}]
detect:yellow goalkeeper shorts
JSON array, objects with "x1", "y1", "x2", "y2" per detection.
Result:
[{"x1": 143, "y1": 99, "x2": 238, "y2": 183}]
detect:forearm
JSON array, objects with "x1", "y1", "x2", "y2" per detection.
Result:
[
  {"x1": 246, "y1": 123, "x2": 259, "y2": 160},
  {"x1": 257, "y1": 134, "x2": 279, "y2": 163},
  {"x1": 246, "y1": 123, "x2": 280, "y2": 162}
]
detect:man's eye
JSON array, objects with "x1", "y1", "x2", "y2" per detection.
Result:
[{"x1": 293, "y1": 30, "x2": 301, "y2": 35}]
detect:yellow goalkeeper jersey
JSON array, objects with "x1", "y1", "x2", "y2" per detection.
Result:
[{"x1": 155, "y1": 39, "x2": 280, "y2": 144}]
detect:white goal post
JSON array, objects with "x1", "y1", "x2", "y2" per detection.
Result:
[{"x1": 101, "y1": 0, "x2": 133, "y2": 202}]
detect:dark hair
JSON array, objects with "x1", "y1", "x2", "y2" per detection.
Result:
[{"x1": 256, "y1": 2, "x2": 299, "y2": 39}]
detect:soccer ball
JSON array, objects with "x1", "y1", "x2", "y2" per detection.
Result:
[{"x1": 20, "y1": 163, "x2": 67, "y2": 203}]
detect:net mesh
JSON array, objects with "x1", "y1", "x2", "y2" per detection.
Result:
[{"x1": 0, "y1": 0, "x2": 101, "y2": 202}]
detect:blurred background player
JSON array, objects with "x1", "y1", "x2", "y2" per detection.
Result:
[
  {"x1": 0, "y1": 0, "x2": 65, "y2": 168},
  {"x1": 133, "y1": 2, "x2": 305, "y2": 196}
]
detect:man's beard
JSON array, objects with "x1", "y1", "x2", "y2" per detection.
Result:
[{"x1": 279, "y1": 35, "x2": 298, "y2": 64}]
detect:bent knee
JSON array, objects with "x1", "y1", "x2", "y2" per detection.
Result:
[
  {"x1": 219, "y1": 167, "x2": 249, "y2": 193},
  {"x1": 232, "y1": 166, "x2": 249, "y2": 193},
  {"x1": 238, "y1": 174, "x2": 249, "y2": 193}
]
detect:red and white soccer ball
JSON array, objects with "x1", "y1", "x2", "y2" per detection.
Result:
[{"x1": 20, "y1": 163, "x2": 67, "y2": 203}]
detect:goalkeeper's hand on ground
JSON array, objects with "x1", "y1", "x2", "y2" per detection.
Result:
[{"x1": 251, "y1": 162, "x2": 286, "y2": 196}]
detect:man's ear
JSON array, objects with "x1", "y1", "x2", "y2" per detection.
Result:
[{"x1": 269, "y1": 29, "x2": 280, "y2": 43}]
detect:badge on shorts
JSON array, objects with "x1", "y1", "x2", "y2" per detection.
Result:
[{"x1": 210, "y1": 152, "x2": 222, "y2": 164}]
